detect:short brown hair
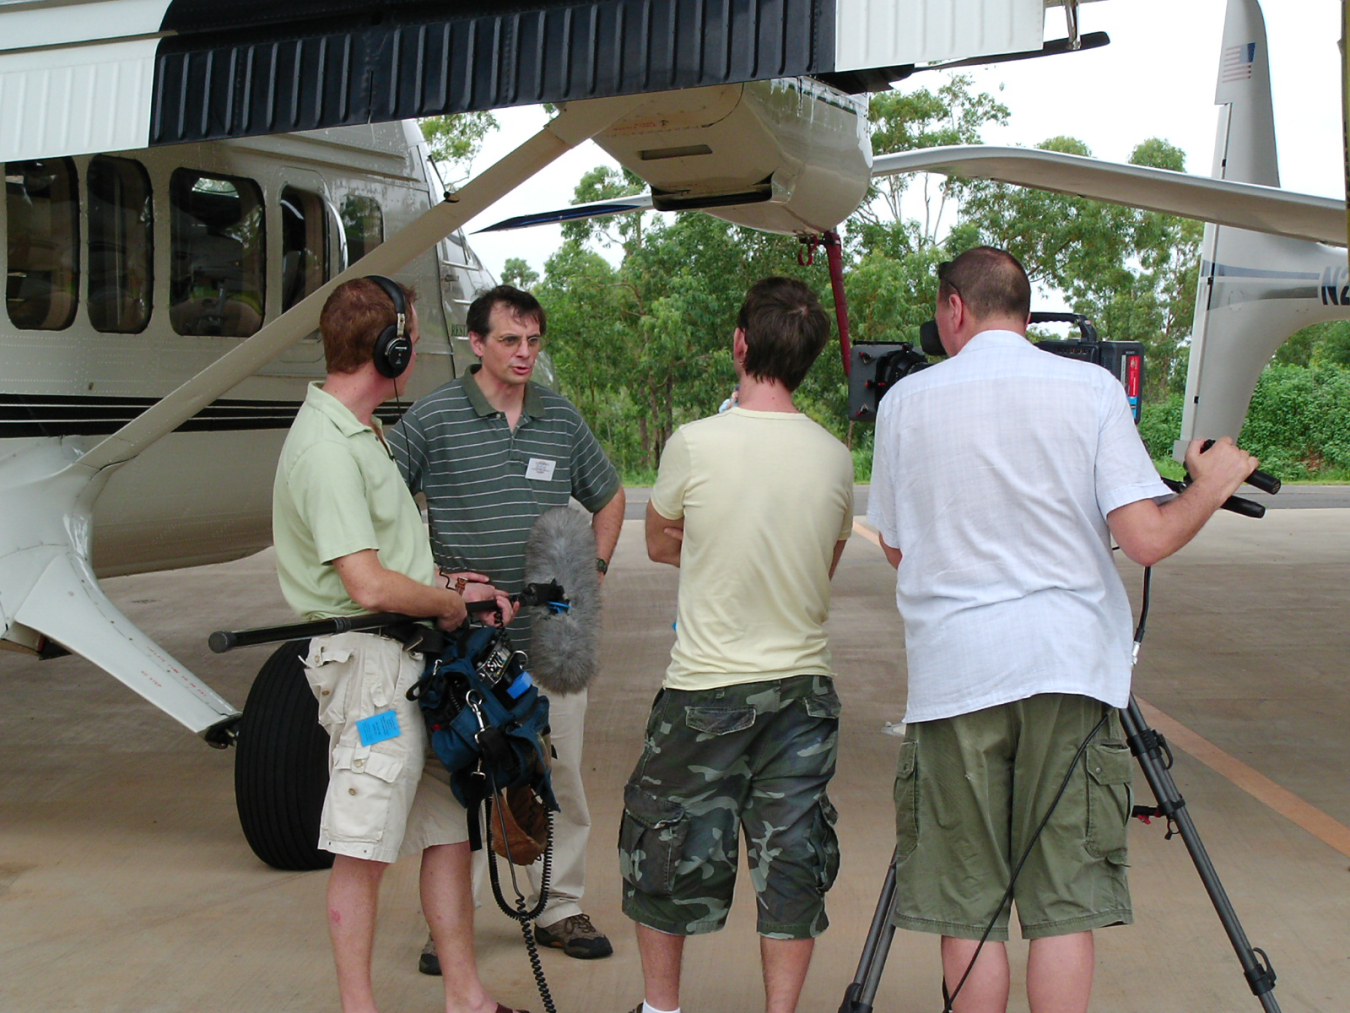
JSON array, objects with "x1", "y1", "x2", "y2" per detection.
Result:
[
  {"x1": 319, "y1": 278, "x2": 417, "y2": 374},
  {"x1": 736, "y1": 277, "x2": 831, "y2": 392},
  {"x1": 938, "y1": 247, "x2": 1031, "y2": 321},
  {"x1": 467, "y1": 284, "x2": 546, "y2": 340}
]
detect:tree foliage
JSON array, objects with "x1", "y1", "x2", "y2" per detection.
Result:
[
  {"x1": 511, "y1": 77, "x2": 1344, "y2": 482},
  {"x1": 958, "y1": 137, "x2": 1201, "y2": 399},
  {"x1": 420, "y1": 112, "x2": 500, "y2": 181}
]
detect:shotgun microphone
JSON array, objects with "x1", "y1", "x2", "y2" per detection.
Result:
[{"x1": 522, "y1": 506, "x2": 601, "y2": 695}]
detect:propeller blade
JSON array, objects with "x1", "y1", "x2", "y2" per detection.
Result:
[{"x1": 476, "y1": 194, "x2": 654, "y2": 232}]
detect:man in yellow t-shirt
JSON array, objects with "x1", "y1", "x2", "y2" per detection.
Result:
[
  {"x1": 272, "y1": 277, "x2": 523, "y2": 1013},
  {"x1": 621, "y1": 278, "x2": 855, "y2": 1013}
]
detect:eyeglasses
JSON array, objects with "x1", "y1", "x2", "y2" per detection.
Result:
[{"x1": 489, "y1": 333, "x2": 544, "y2": 351}]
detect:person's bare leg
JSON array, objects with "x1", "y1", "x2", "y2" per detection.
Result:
[
  {"x1": 1026, "y1": 931, "x2": 1094, "y2": 1013},
  {"x1": 327, "y1": 855, "x2": 386, "y2": 1013},
  {"x1": 635, "y1": 923, "x2": 686, "y2": 1010},
  {"x1": 422, "y1": 843, "x2": 495, "y2": 1013},
  {"x1": 761, "y1": 937, "x2": 814, "y2": 1013},
  {"x1": 940, "y1": 936, "x2": 1010, "y2": 1013}
]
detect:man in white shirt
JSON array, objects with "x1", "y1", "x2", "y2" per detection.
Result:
[
  {"x1": 868, "y1": 247, "x2": 1257, "y2": 1013},
  {"x1": 627, "y1": 277, "x2": 856, "y2": 1013}
]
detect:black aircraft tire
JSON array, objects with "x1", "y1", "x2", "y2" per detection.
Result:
[{"x1": 234, "y1": 640, "x2": 334, "y2": 871}]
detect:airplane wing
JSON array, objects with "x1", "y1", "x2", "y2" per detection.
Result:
[
  {"x1": 871, "y1": 146, "x2": 1348, "y2": 248},
  {"x1": 478, "y1": 146, "x2": 1347, "y2": 248},
  {"x1": 1, "y1": 0, "x2": 1077, "y2": 161}
]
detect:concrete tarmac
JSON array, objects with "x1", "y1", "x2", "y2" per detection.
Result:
[{"x1": 1, "y1": 505, "x2": 1348, "y2": 1013}]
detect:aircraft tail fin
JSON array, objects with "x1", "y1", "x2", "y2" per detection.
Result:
[
  {"x1": 1211, "y1": 0, "x2": 1279, "y2": 187},
  {"x1": 1177, "y1": 0, "x2": 1350, "y2": 454}
]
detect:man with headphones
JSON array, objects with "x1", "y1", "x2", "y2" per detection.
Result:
[{"x1": 272, "y1": 277, "x2": 529, "y2": 1013}]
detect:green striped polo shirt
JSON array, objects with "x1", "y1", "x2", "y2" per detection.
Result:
[{"x1": 387, "y1": 366, "x2": 620, "y2": 647}]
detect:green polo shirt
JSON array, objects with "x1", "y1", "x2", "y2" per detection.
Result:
[
  {"x1": 273, "y1": 382, "x2": 437, "y2": 619},
  {"x1": 388, "y1": 366, "x2": 620, "y2": 647}
]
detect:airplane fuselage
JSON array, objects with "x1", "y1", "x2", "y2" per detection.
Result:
[{"x1": 3, "y1": 121, "x2": 491, "y2": 580}]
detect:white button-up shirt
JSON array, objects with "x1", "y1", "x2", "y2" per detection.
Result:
[{"x1": 868, "y1": 329, "x2": 1171, "y2": 723}]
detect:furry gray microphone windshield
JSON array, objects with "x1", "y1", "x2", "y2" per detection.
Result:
[{"x1": 522, "y1": 506, "x2": 600, "y2": 695}]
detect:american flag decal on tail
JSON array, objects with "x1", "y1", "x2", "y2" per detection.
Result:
[{"x1": 1222, "y1": 42, "x2": 1257, "y2": 82}]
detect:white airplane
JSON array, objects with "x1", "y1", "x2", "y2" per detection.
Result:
[{"x1": 0, "y1": 0, "x2": 1340, "y2": 868}]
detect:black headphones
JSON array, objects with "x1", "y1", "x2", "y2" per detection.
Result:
[{"x1": 365, "y1": 275, "x2": 413, "y2": 379}]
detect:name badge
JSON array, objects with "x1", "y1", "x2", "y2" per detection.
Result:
[
  {"x1": 526, "y1": 457, "x2": 557, "y2": 481},
  {"x1": 356, "y1": 710, "x2": 401, "y2": 747}
]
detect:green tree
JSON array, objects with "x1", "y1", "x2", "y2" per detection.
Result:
[
  {"x1": 857, "y1": 75, "x2": 1010, "y2": 253},
  {"x1": 959, "y1": 137, "x2": 1201, "y2": 400},
  {"x1": 561, "y1": 165, "x2": 649, "y2": 252},
  {"x1": 420, "y1": 112, "x2": 499, "y2": 181},
  {"x1": 501, "y1": 257, "x2": 539, "y2": 289},
  {"x1": 1276, "y1": 320, "x2": 1350, "y2": 367}
]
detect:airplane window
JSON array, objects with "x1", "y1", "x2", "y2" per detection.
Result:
[
  {"x1": 341, "y1": 195, "x2": 383, "y2": 264},
  {"x1": 88, "y1": 157, "x2": 153, "y2": 333},
  {"x1": 169, "y1": 169, "x2": 265, "y2": 337},
  {"x1": 281, "y1": 186, "x2": 328, "y2": 311},
  {"x1": 5, "y1": 158, "x2": 79, "y2": 330},
  {"x1": 444, "y1": 228, "x2": 473, "y2": 266}
]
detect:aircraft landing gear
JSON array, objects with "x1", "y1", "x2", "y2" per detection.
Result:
[{"x1": 233, "y1": 640, "x2": 333, "y2": 871}]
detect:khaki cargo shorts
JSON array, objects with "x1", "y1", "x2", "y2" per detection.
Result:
[
  {"x1": 304, "y1": 631, "x2": 468, "y2": 864},
  {"x1": 619, "y1": 675, "x2": 841, "y2": 940},
  {"x1": 890, "y1": 693, "x2": 1133, "y2": 941}
]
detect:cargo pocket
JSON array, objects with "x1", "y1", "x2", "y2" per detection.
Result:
[
  {"x1": 893, "y1": 740, "x2": 920, "y2": 862},
  {"x1": 304, "y1": 639, "x2": 356, "y2": 733},
  {"x1": 811, "y1": 795, "x2": 841, "y2": 893},
  {"x1": 802, "y1": 685, "x2": 842, "y2": 721},
  {"x1": 618, "y1": 784, "x2": 688, "y2": 897},
  {"x1": 685, "y1": 706, "x2": 756, "y2": 738},
  {"x1": 326, "y1": 744, "x2": 404, "y2": 845},
  {"x1": 1085, "y1": 741, "x2": 1133, "y2": 864}
]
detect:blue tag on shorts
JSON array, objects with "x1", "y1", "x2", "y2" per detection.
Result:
[{"x1": 356, "y1": 710, "x2": 401, "y2": 747}]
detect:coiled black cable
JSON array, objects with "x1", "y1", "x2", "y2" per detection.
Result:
[{"x1": 485, "y1": 789, "x2": 556, "y2": 1013}]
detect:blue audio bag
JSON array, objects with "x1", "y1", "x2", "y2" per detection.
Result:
[{"x1": 406, "y1": 624, "x2": 557, "y2": 851}]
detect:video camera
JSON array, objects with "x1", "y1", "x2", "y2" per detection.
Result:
[{"x1": 847, "y1": 312, "x2": 1146, "y2": 423}]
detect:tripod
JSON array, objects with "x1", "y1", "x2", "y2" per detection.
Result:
[
  {"x1": 841, "y1": 553, "x2": 1283, "y2": 1013},
  {"x1": 838, "y1": 691, "x2": 1280, "y2": 1013}
]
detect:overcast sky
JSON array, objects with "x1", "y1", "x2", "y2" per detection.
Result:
[{"x1": 457, "y1": 0, "x2": 1344, "y2": 285}]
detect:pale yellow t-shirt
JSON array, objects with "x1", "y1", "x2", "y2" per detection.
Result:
[{"x1": 650, "y1": 407, "x2": 855, "y2": 691}]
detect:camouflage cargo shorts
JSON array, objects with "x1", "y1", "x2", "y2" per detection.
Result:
[{"x1": 618, "y1": 675, "x2": 841, "y2": 939}]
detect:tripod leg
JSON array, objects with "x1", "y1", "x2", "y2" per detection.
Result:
[
  {"x1": 1120, "y1": 697, "x2": 1281, "y2": 1013},
  {"x1": 839, "y1": 847, "x2": 900, "y2": 1013}
]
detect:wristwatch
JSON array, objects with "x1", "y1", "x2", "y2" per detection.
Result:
[{"x1": 595, "y1": 557, "x2": 609, "y2": 576}]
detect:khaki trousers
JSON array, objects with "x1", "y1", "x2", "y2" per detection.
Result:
[{"x1": 473, "y1": 686, "x2": 591, "y2": 927}]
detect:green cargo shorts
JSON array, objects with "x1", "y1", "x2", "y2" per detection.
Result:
[
  {"x1": 891, "y1": 693, "x2": 1134, "y2": 941},
  {"x1": 619, "y1": 675, "x2": 841, "y2": 939}
]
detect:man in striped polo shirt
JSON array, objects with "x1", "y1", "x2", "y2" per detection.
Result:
[{"x1": 390, "y1": 285, "x2": 625, "y2": 965}]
